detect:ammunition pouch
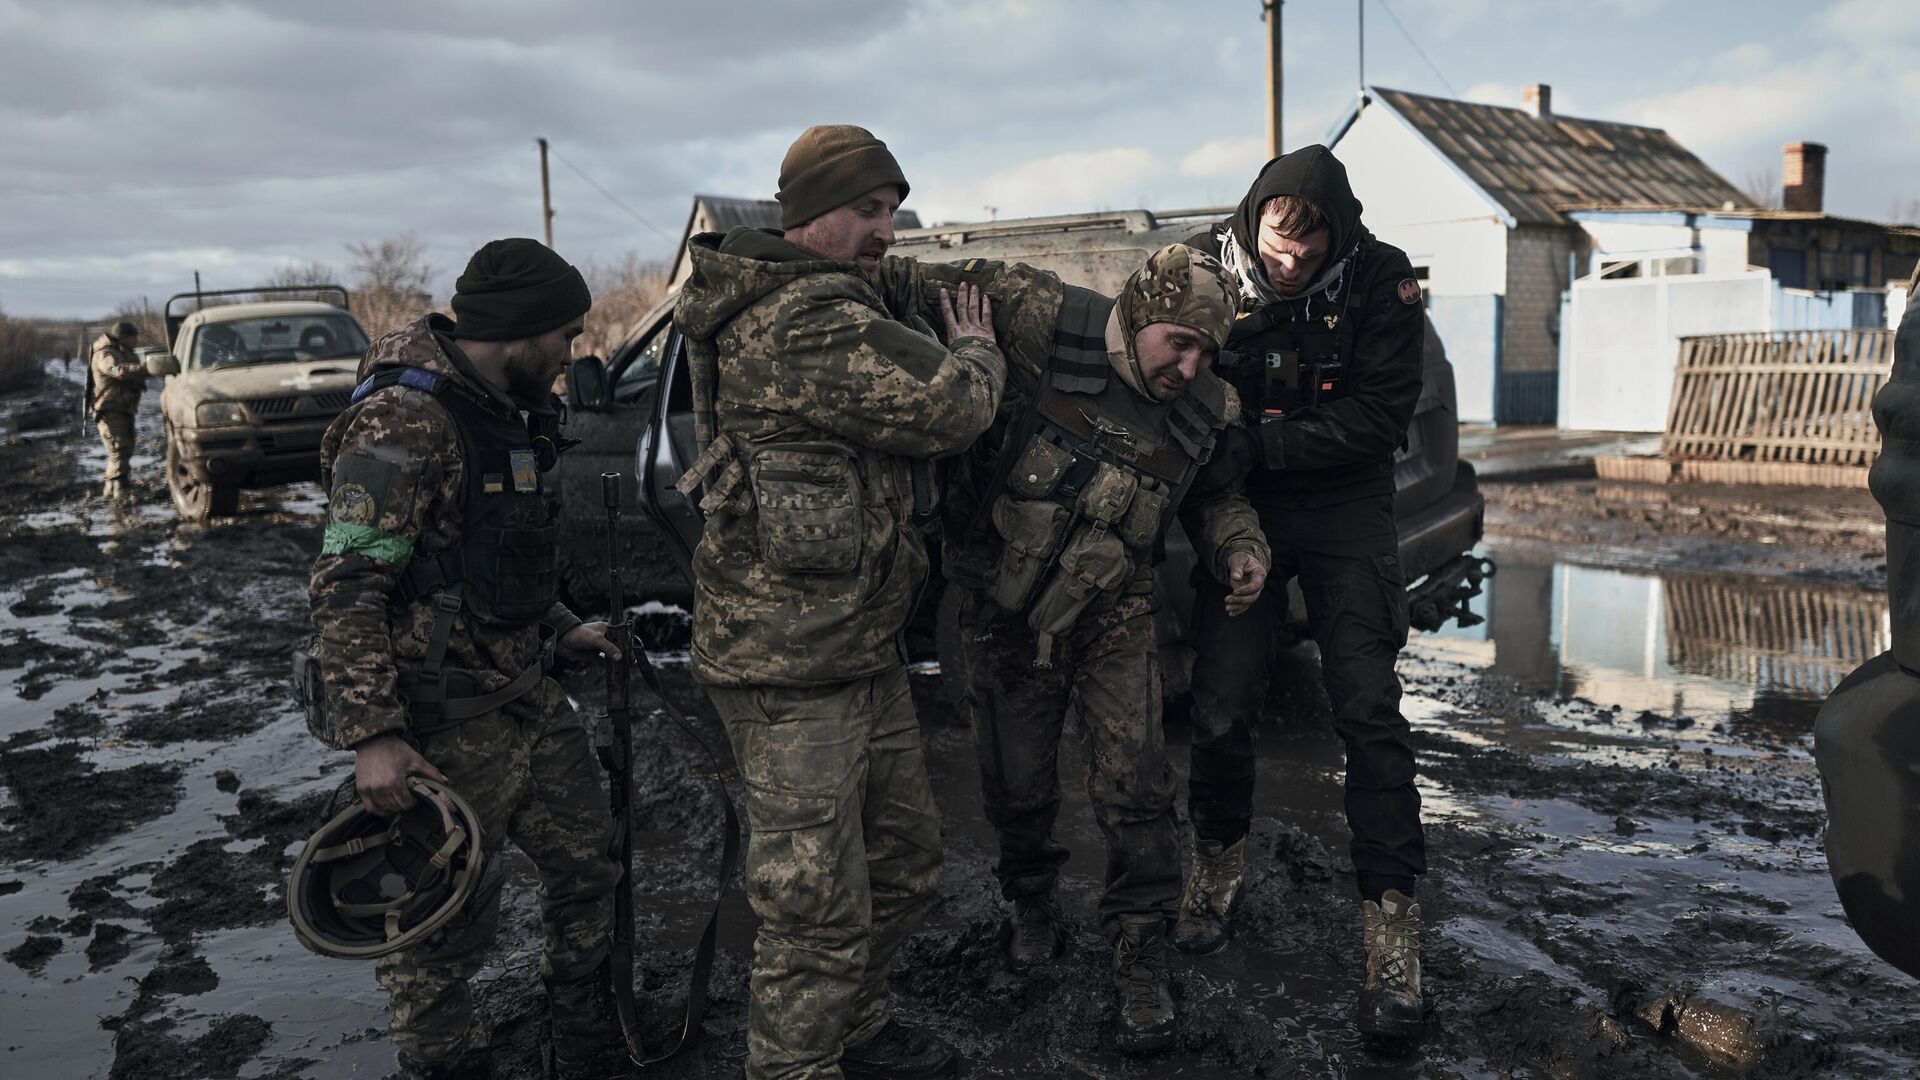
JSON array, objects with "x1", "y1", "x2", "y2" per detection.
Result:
[
  {"x1": 1025, "y1": 523, "x2": 1131, "y2": 667},
  {"x1": 986, "y1": 496, "x2": 1074, "y2": 614},
  {"x1": 746, "y1": 442, "x2": 865, "y2": 575},
  {"x1": 677, "y1": 435, "x2": 750, "y2": 516}
]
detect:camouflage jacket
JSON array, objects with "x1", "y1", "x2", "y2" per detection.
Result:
[
  {"x1": 871, "y1": 256, "x2": 1267, "y2": 585},
  {"x1": 89, "y1": 335, "x2": 146, "y2": 415},
  {"x1": 307, "y1": 314, "x2": 581, "y2": 748},
  {"x1": 672, "y1": 227, "x2": 1006, "y2": 688}
]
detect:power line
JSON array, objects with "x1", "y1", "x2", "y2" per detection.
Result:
[
  {"x1": 547, "y1": 147, "x2": 675, "y2": 245},
  {"x1": 1374, "y1": 0, "x2": 1461, "y2": 99}
]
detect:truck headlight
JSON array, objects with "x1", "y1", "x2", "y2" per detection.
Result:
[{"x1": 195, "y1": 401, "x2": 247, "y2": 426}]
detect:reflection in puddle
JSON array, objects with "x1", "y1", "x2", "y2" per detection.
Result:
[{"x1": 1431, "y1": 555, "x2": 1887, "y2": 734}]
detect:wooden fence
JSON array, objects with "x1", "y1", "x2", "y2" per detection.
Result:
[{"x1": 1661, "y1": 329, "x2": 1895, "y2": 477}]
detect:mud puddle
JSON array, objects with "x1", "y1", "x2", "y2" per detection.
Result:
[{"x1": 4, "y1": 359, "x2": 1914, "y2": 1080}]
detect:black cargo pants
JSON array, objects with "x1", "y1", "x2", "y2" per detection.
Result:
[{"x1": 1184, "y1": 491, "x2": 1425, "y2": 901}]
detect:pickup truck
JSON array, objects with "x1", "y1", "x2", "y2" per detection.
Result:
[
  {"x1": 145, "y1": 286, "x2": 368, "y2": 521},
  {"x1": 559, "y1": 208, "x2": 1488, "y2": 686}
]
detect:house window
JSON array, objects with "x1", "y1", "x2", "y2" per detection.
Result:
[{"x1": 1816, "y1": 249, "x2": 1870, "y2": 290}]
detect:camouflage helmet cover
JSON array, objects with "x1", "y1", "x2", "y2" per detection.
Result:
[{"x1": 1108, "y1": 243, "x2": 1237, "y2": 398}]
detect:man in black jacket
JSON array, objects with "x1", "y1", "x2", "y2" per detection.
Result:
[{"x1": 1176, "y1": 144, "x2": 1427, "y2": 1044}]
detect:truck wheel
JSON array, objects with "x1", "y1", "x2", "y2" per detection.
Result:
[{"x1": 166, "y1": 422, "x2": 238, "y2": 521}]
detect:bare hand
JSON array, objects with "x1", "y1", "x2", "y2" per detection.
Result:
[
  {"x1": 1223, "y1": 550, "x2": 1268, "y2": 617},
  {"x1": 354, "y1": 734, "x2": 448, "y2": 816},
  {"x1": 938, "y1": 283, "x2": 994, "y2": 343},
  {"x1": 560, "y1": 620, "x2": 623, "y2": 660}
]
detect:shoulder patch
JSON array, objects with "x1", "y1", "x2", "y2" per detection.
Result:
[
  {"x1": 963, "y1": 258, "x2": 984, "y2": 273},
  {"x1": 1398, "y1": 278, "x2": 1423, "y2": 306}
]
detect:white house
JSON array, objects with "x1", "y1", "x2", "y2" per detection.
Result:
[{"x1": 1332, "y1": 85, "x2": 1919, "y2": 431}]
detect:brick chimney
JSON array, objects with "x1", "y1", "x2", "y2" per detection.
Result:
[
  {"x1": 1524, "y1": 83, "x2": 1552, "y2": 119},
  {"x1": 1782, "y1": 141, "x2": 1827, "y2": 212}
]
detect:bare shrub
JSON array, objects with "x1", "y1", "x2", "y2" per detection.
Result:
[
  {"x1": 346, "y1": 234, "x2": 436, "y2": 339},
  {"x1": 579, "y1": 253, "x2": 671, "y2": 361},
  {"x1": 261, "y1": 260, "x2": 345, "y2": 303},
  {"x1": 0, "y1": 310, "x2": 46, "y2": 392}
]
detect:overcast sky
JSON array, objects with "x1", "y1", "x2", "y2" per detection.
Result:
[{"x1": 2, "y1": 0, "x2": 1914, "y2": 318}]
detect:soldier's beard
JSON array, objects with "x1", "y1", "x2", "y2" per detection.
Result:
[{"x1": 502, "y1": 342, "x2": 562, "y2": 408}]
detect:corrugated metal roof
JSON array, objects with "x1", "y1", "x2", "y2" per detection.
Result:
[
  {"x1": 688, "y1": 194, "x2": 922, "y2": 234},
  {"x1": 1371, "y1": 86, "x2": 1755, "y2": 226}
]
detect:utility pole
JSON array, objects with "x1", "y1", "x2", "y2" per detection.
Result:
[
  {"x1": 537, "y1": 137, "x2": 555, "y2": 247},
  {"x1": 1264, "y1": 1, "x2": 1284, "y2": 157},
  {"x1": 1357, "y1": 0, "x2": 1366, "y2": 94},
  {"x1": 193, "y1": 270, "x2": 202, "y2": 311}
]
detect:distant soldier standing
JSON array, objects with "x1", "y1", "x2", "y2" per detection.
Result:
[
  {"x1": 673, "y1": 125, "x2": 1005, "y2": 1080},
  {"x1": 90, "y1": 320, "x2": 146, "y2": 500},
  {"x1": 871, "y1": 244, "x2": 1268, "y2": 1054},
  {"x1": 308, "y1": 239, "x2": 625, "y2": 1079},
  {"x1": 1181, "y1": 144, "x2": 1430, "y2": 1044}
]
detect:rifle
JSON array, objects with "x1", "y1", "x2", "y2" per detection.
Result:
[{"x1": 597, "y1": 472, "x2": 741, "y2": 1068}]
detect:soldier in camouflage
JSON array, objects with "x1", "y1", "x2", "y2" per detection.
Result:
[
  {"x1": 672, "y1": 125, "x2": 1005, "y2": 1080},
  {"x1": 870, "y1": 244, "x2": 1269, "y2": 1054},
  {"x1": 90, "y1": 319, "x2": 146, "y2": 501},
  {"x1": 308, "y1": 239, "x2": 624, "y2": 1080}
]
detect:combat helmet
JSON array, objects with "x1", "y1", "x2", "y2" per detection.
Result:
[{"x1": 288, "y1": 777, "x2": 492, "y2": 959}]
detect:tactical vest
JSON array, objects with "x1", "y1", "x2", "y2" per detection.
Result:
[
  {"x1": 1223, "y1": 258, "x2": 1362, "y2": 421},
  {"x1": 978, "y1": 286, "x2": 1230, "y2": 666},
  {"x1": 343, "y1": 367, "x2": 562, "y2": 630}
]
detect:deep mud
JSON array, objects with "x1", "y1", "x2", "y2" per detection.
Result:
[{"x1": 3, "y1": 363, "x2": 1914, "y2": 1079}]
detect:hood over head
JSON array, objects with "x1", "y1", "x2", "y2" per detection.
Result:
[
  {"x1": 1106, "y1": 243, "x2": 1237, "y2": 401},
  {"x1": 1220, "y1": 143, "x2": 1364, "y2": 304},
  {"x1": 674, "y1": 226, "x2": 866, "y2": 342}
]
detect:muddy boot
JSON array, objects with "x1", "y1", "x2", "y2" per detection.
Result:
[
  {"x1": 1357, "y1": 889, "x2": 1425, "y2": 1045},
  {"x1": 1173, "y1": 837, "x2": 1246, "y2": 955},
  {"x1": 1001, "y1": 895, "x2": 1067, "y2": 975},
  {"x1": 840, "y1": 1018, "x2": 959, "y2": 1078},
  {"x1": 546, "y1": 959, "x2": 627, "y2": 1078},
  {"x1": 396, "y1": 1048, "x2": 491, "y2": 1080},
  {"x1": 100, "y1": 478, "x2": 119, "y2": 501},
  {"x1": 1111, "y1": 917, "x2": 1176, "y2": 1055}
]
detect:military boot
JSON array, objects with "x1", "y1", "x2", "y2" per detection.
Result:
[
  {"x1": 396, "y1": 1047, "x2": 491, "y2": 1080},
  {"x1": 1001, "y1": 895, "x2": 1067, "y2": 975},
  {"x1": 1357, "y1": 889, "x2": 1425, "y2": 1044},
  {"x1": 546, "y1": 959, "x2": 627, "y2": 1078},
  {"x1": 1173, "y1": 837, "x2": 1246, "y2": 955},
  {"x1": 100, "y1": 478, "x2": 119, "y2": 501},
  {"x1": 1111, "y1": 917, "x2": 1176, "y2": 1055},
  {"x1": 840, "y1": 1018, "x2": 959, "y2": 1078}
]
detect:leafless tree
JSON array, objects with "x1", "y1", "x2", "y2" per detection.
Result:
[
  {"x1": 0, "y1": 307, "x2": 49, "y2": 390},
  {"x1": 345, "y1": 233, "x2": 436, "y2": 338},
  {"x1": 261, "y1": 260, "x2": 344, "y2": 303},
  {"x1": 1741, "y1": 168, "x2": 1781, "y2": 210},
  {"x1": 577, "y1": 252, "x2": 671, "y2": 361}
]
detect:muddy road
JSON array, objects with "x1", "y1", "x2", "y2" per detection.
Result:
[{"x1": 3, "y1": 368, "x2": 1914, "y2": 1080}]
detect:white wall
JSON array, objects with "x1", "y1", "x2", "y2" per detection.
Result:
[
  {"x1": 1337, "y1": 106, "x2": 1509, "y2": 297},
  {"x1": 1561, "y1": 270, "x2": 1772, "y2": 431}
]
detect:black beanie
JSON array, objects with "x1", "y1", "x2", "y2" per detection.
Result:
[
  {"x1": 776, "y1": 125, "x2": 909, "y2": 229},
  {"x1": 451, "y1": 238, "x2": 592, "y2": 342}
]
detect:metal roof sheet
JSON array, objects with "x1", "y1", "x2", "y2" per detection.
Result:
[{"x1": 1371, "y1": 86, "x2": 1755, "y2": 226}]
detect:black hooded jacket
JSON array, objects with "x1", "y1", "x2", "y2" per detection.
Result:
[{"x1": 1188, "y1": 144, "x2": 1425, "y2": 507}]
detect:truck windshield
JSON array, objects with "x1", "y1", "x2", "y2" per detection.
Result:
[{"x1": 189, "y1": 313, "x2": 370, "y2": 370}]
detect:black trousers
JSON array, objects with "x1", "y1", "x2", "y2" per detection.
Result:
[{"x1": 1185, "y1": 492, "x2": 1425, "y2": 901}]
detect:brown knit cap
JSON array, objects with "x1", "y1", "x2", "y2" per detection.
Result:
[{"x1": 776, "y1": 125, "x2": 910, "y2": 228}]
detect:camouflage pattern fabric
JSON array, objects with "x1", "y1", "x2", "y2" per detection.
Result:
[
  {"x1": 672, "y1": 226, "x2": 1005, "y2": 690},
  {"x1": 96, "y1": 411, "x2": 135, "y2": 484},
  {"x1": 958, "y1": 589, "x2": 1180, "y2": 936},
  {"x1": 375, "y1": 678, "x2": 618, "y2": 1064},
  {"x1": 307, "y1": 315, "x2": 611, "y2": 1063},
  {"x1": 707, "y1": 667, "x2": 942, "y2": 1080},
  {"x1": 308, "y1": 315, "x2": 580, "y2": 750},
  {"x1": 89, "y1": 334, "x2": 145, "y2": 416}
]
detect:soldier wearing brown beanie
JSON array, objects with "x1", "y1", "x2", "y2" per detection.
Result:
[{"x1": 674, "y1": 127, "x2": 1006, "y2": 1079}]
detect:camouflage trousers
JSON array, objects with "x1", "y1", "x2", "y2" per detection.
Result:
[
  {"x1": 96, "y1": 411, "x2": 134, "y2": 483},
  {"x1": 374, "y1": 677, "x2": 620, "y2": 1065},
  {"x1": 708, "y1": 665, "x2": 943, "y2": 1080},
  {"x1": 959, "y1": 589, "x2": 1181, "y2": 938}
]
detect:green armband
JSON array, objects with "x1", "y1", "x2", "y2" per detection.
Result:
[{"x1": 320, "y1": 523, "x2": 414, "y2": 566}]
